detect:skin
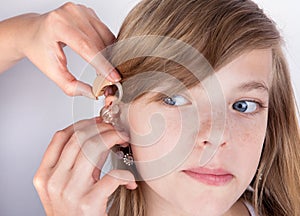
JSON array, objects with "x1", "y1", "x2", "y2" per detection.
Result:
[
  {"x1": 34, "y1": 49, "x2": 273, "y2": 216},
  {"x1": 33, "y1": 117, "x2": 137, "y2": 216},
  {"x1": 0, "y1": 2, "x2": 120, "y2": 98},
  {"x1": 128, "y1": 49, "x2": 273, "y2": 215}
]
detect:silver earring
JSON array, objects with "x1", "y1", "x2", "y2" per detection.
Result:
[
  {"x1": 257, "y1": 168, "x2": 263, "y2": 181},
  {"x1": 115, "y1": 147, "x2": 134, "y2": 166}
]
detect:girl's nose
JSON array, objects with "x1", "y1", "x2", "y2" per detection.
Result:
[{"x1": 196, "y1": 111, "x2": 230, "y2": 166}]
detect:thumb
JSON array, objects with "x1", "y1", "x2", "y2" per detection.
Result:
[
  {"x1": 84, "y1": 170, "x2": 137, "y2": 213},
  {"x1": 62, "y1": 78, "x2": 95, "y2": 99}
]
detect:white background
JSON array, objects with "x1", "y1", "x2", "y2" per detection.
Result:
[{"x1": 0, "y1": 1, "x2": 299, "y2": 215}]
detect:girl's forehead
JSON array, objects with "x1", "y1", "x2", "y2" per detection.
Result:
[
  {"x1": 214, "y1": 49, "x2": 273, "y2": 86},
  {"x1": 122, "y1": 49, "x2": 273, "y2": 104},
  {"x1": 178, "y1": 49, "x2": 272, "y2": 99}
]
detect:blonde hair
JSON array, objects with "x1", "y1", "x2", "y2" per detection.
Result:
[{"x1": 105, "y1": 0, "x2": 300, "y2": 215}]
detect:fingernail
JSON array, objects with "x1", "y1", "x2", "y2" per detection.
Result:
[
  {"x1": 126, "y1": 182, "x2": 138, "y2": 190},
  {"x1": 119, "y1": 143, "x2": 129, "y2": 148},
  {"x1": 109, "y1": 70, "x2": 121, "y2": 82},
  {"x1": 133, "y1": 182, "x2": 138, "y2": 189}
]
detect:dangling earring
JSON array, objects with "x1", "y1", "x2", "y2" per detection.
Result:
[
  {"x1": 259, "y1": 172, "x2": 263, "y2": 181},
  {"x1": 257, "y1": 168, "x2": 263, "y2": 182},
  {"x1": 115, "y1": 146, "x2": 134, "y2": 166}
]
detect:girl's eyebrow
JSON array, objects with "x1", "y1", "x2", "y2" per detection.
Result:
[{"x1": 237, "y1": 81, "x2": 269, "y2": 93}]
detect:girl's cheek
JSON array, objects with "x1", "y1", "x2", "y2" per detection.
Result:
[
  {"x1": 229, "y1": 114, "x2": 267, "y2": 176},
  {"x1": 130, "y1": 107, "x2": 183, "y2": 162},
  {"x1": 229, "y1": 111, "x2": 268, "y2": 143},
  {"x1": 225, "y1": 112, "x2": 267, "y2": 152},
  {"x1": 130, "y1": 108, "x2": 190, "y2": 180}
]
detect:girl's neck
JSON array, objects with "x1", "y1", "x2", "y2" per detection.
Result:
[
  {"x1": 141, "y1": 182, "x2": 187, "y2": 216},
  {"x1": 223, "y1": 200, "x2": 250, "y2": 216}
]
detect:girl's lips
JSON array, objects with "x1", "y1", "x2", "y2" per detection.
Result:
[{"x1": 183, "y1": 167, "x2": 234, "y2": 186}]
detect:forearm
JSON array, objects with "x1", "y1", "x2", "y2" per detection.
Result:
[{"x1": 0, "y1": 13, "x2": 39, "y2": 73}]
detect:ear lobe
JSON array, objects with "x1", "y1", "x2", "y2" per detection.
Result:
[{"x1": 105, "y1": 95, "x2": 118, "y2": 106}]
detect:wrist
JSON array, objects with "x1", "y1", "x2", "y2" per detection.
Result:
[
  {"x1": 13, "y1": 13, "x2": 41, "y2": 59},
  {"x1": 0, "y1": 13, "x2": 40, "y2": 60}
]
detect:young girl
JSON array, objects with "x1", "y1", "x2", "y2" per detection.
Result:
[{"x1": 33, "y1": 0, "x2": 300, "y2": 215}]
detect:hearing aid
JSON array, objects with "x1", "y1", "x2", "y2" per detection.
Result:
[{"x1": 93, "y1": 75, "x2": 125, "y2": 129}]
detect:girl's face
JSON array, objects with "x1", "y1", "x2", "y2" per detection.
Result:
[{"x1": 124, "y1": 49, "x2": 272, "y2": 215}]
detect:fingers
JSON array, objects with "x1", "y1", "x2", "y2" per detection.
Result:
[
  {"x1": 46, "y1": 116, "x2": 129, "y2": 182},
  {"x1": 35, "y1": 119, "x2": 134, "y2": 215},
  {"x1": 38, "y1": 118, "x2": 100, "y2": 170},
  {"x1": 80, "y1": 170, "x2": 137, "y2": 214},
  {"x1": 75, "y1": 4, "x2": 116, "y2": 47},
  {"x1": 93, "y1": 170, "x2": 137, "y2": 197},
  {"x1": 35, "y1": 168, "x2": 136, "y2": 215},
  {"x1": 51, "y1": 69, "x2": 96, "y2": 99},
  {"x1": 53, "y1": 3, "x2": 121, "y2": 83},
  {"x1": 71, "y1": 130, "x2": 130, "y2": 182},
  {"x1": 42, "y1": 39, "x2": 116, "y2": 99},
  {"x1": 55, "y1": 122, "x2": 114, "y2": 170},
  {"x1": 43, "y1": 42, "x2": 96, "y2": 98},
  {"x1": 88, "y1": 14, "x2": 116, "y2": 46},
  {"x1": 24, "y1": 3, "x2": 121, "y2": 99}
]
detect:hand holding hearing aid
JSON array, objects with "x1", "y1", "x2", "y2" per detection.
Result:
[
  {"x1": 33, "y1": 75, "x2": 136, "y2": 216},
  {"x1": 33, "y1": 117, "x2": 137, "y2": 216},
  {"x1": 0, "y1": 3, "x2": 121, "y2": 98}
]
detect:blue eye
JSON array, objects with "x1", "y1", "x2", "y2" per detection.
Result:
[
  {"x1": 232, "y1": 101, "x2": 258, "y2": 113},
  {"x1": 163, "y1": 95, "x2": 190, "y2": 106}
]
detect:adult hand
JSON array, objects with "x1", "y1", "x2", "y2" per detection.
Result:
[
  {"x1": 0, "y1": 2, "x2": 120, "y2": 98},
  {"x1": 33, "y1": 118, "x2": 137, "y2": 215}
]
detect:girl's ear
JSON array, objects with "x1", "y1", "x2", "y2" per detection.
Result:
[
  {"x1": 104, "y1": 95, "x2": 118, "y2": 106},
  {"x1": 103, "y1": 84, "x2": 119, "y2": 106},
  {"x1": 103, "y1": 84, "x2": 120, "y2": 106}
]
